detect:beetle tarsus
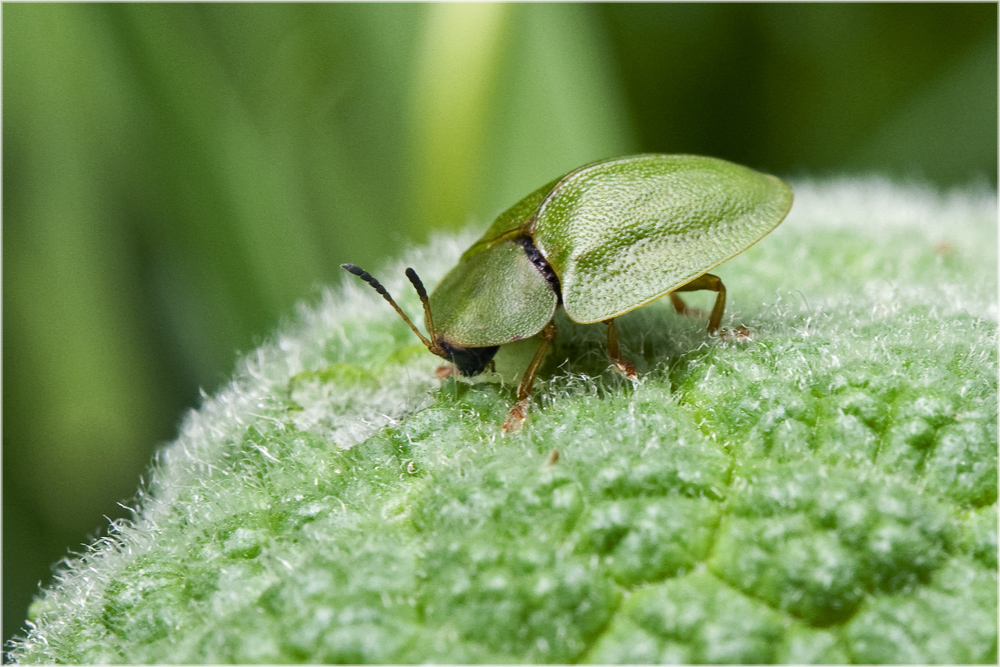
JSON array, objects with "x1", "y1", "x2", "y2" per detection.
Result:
[
  {"x1": 718, "y1": 325, "x2": 754, "y2": 342},
  {"x1": 612, "y1": 359, "x2": 638, "y2": 381},
  {"x1": 503, "y1": 398, "x2": 530, "y2": 433}
]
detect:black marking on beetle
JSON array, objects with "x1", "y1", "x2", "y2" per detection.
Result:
[
  {"x1": 514, "y1": 235, "x2": 562, "y2": 301},
  {"x1": 342, "y1": 264, "x2": 390, "y2": 296},
  {"x1": 438, "y1": 340, "x2": 500, "y2": 377}
]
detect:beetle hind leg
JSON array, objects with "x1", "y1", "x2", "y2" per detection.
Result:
[
  {"x1": 669, "y1": 293, "x2": 704, "y2": 320},
  {"x1": 604, "y1": 318, "x2": 637, "y2": 380},
  {"x1": 671, "y1": 273, "x2": 726, "y2": 334}
]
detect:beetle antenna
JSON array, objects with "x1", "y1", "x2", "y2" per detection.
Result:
[
  {"x1": 341, "y1": 264, "x2": 443, "y2": 355},
  {"x1": 404, "y1": 268, "x2": 438, "y2": 345}
]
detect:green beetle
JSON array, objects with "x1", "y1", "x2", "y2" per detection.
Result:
[{"x1": 343, "y1": 154, "x2": 793, "y2": 431}]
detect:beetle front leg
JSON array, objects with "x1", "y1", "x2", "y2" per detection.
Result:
[
  {"x1": 671, "y1": 273, "x2": 726, "y2": 334},
  {"x1": 502, "y1": 320, "x2": 557, "y2": 433},
  {"x1": 604, "y1": 318, "x2": 637, "y2": 380}
]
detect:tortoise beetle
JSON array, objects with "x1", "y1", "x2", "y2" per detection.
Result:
[{"x1": 343, "y1": 154, "x2": 793, "y2": 431}]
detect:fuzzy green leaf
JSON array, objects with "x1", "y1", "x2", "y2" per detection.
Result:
[{"x1": 9, "y1": 179, "x2": 997, "y2": 664}]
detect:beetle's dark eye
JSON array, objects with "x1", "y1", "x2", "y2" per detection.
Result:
[{"x1": 437, "y1": 341, "x2": 500, "y2": 377}]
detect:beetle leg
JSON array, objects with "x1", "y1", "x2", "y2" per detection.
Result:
[
  {"x1": 672, "y1": 273, "x2": 726, "y2": 334},
  {"x1": 603, "y1": 319, "x2": 637, "y2": 380},
  {"x1": 668, "y1": 293, "x2": 705, "y2": 319},
  {"x1": 502, "y1": 320, "x2": 557, "y2": 433}
]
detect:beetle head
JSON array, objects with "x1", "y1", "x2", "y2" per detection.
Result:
[
  {"x1": 437, "y1": 340, "x2": 499, "y2": 377},
  {"x1": 341, "y1": 264, "x2": 497, "y2": 376}
]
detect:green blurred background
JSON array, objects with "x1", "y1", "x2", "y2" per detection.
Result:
[{"x1": 3, "y1": 3, "x2": 996, "y2": 647}]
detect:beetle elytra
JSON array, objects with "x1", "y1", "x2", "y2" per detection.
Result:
[{"x1": 343, "y1": 154, "x2": 793, "y2": 431}]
